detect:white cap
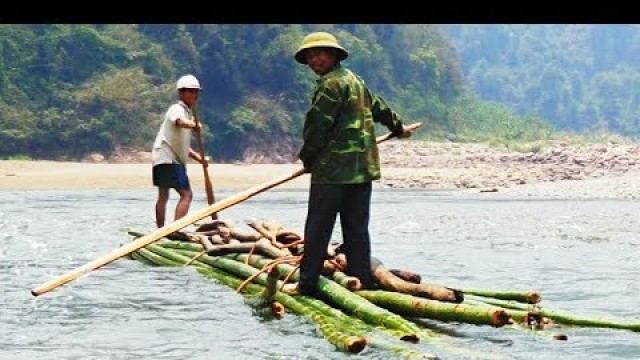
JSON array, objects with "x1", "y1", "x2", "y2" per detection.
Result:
[{"x1": 176, "y1": 74, "x2": 202, "y2": 90}]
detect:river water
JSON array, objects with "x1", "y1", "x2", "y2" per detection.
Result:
[{"x1": 2, "y1": 187, "x2": 639, "y2": 360}]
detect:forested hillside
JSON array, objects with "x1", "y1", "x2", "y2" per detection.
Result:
[
  {"x1": 444, "y1": 24, "x2": 640, "y2": 136},
  {"x1": 0, "y1": 24, "x2": 563, "y2": 162}
]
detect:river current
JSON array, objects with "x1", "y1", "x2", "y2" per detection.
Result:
[{"x1": 2, "y1": 188, "x2": 638, "y2": 359}]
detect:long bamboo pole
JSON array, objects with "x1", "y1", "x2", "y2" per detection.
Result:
[
  {"x1": 31, "y1": 122, "x2": 422, "y2": 297},
  {"x1": 30, "y1": 169, "x2": 303, "y2": 297}
]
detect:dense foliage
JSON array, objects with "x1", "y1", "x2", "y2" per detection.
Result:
[
  {"x1": 445, "y1": 24, "x2": 640, "y2": 137},
  {"x1": 0, "y1": 24, "x2": 567, "y2": 161}
]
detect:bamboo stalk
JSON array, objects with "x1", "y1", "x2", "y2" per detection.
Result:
[
  {"x1": 143, "y1": 244, "x2": 369, "y2": 353},
  {"x1": 136, "y1": 248, "x2": 183, "y2": 267},
  {"x1": 153, "y1": 241, "x2": 554, "y2": 332},
  {"x1": 468, "y1": 295, "x2": 640, "y2": 332},
  {"x1": 332, "y1": 270, "x2": 362, "y2": 291},
  {"x1": 154, "y1": 246, "x2": 422, "y2": 342},
  {"x1": 138, "y1": 241, "x2": 484, "y2": 359},
  {"x1": 464, "y1": 298, "x2": 543, "y2": 326},
  {"x1": 462, "y1": 288, "x2": 542, "y2": 304},
  {"x1": 157, "y1": 239, "x2": 205, "y2": 252},
  {"x1": 357, "y1": 290, "x2": 511, "y2": 327},
  {"x1": 226, "y1": 254, "x2": 423, "y2": 342},
  {"x1": 128, "y1": 250, "x2": 156, "y2": 266},
  {"x1": 296, "y1": 293, "x2": 422, "y2": 347},
  {"x1": 214, "y1": 254, "x2": 497, "y2": 359}
]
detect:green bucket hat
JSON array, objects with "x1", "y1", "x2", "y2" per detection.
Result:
[{"x1": 295, "y1": 32, "x2": 349, "y2": 64}]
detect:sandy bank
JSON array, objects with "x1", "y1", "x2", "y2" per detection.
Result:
[
  {"x1": 0, "y1": 161, "x2": 310, "y2": 190},
  {"x1": 3, "y1": 139, "x2": 640, "y2": 200}
]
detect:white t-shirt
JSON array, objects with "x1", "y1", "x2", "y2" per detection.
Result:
[{"x1": 151, "y1": 101, "x2": 192, "y2": 166}]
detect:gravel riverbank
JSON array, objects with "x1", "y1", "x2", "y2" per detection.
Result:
[
  {"x1": 378, "y1": 140, "x2": 640, "y2": 199},
  {"x1": 2, "y1": 140, "x2": 640, "y2": 199}
]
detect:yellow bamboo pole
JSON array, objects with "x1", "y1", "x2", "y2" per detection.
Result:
[{"x1": 30, "y1": 169, "x2": 303, "y2": 297}]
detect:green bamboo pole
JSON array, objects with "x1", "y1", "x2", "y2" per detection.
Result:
[
  {"x1": 463, "y1": 297, "x2": 541, "y2": 325},
  {"x1": 228, "y1": 254, "x2": 427, "y2": 337},
  {"x1": 129, "y1": 250, "x2": 156, "y2": 266},
  {"x1": 158, "y1": 239, "x2": 205, "y2": 252},
  {"x1": 462, "y1": 288, "x2": 541, "y2": 304},
  {"x1": 141, "y1": 244, "x2": 369, "y2": 354},
  {"x1": 468, "y1": 294, "x2": 640, "y2": 332},
  {"x1": 358, "y1": 290, "x2": 512, "y2": 327},
  {"x1": 166, "y1": 248, "x2": 425, "y2": 344},
  {"x1": 136, "y1": 247, "x2": 183, "y2": 267},
  {"x1": 145, "y1": 240, "x2": 537, "y2": 332},
  {"x1": 196, "y1": 258, "x2": 427, "y2": 357},
  {"x1": 332, "y1": 270, "x2": 362, "y2": 291},
  {"x1": 152, "y1": 246, "x2": 442, "y2": 358},
  {"x1": 202, "y1": 268, "x2": 369, "y2": 354},
  {"x1": 139, "y1": 240, "x2": 504, "y2": 359},
  {"x1": 142, "y1": 246, "x2": 367, "y2": 353},
  {"x1": 158, "y1": 248, "x2": 423, "y2": 341},
  {"x1": 296, "y1": 292, "x2": 418, "y2": 343}
]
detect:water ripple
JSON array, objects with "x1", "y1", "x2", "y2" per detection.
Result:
[{"x1": 1, "y1": 189, "x2": 639, "y2": 359}]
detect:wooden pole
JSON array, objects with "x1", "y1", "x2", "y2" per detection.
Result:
[{"x1": 192, "y1": 104, "x2": 217, "y2": 220}]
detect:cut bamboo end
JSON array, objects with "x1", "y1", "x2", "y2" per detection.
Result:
[
  {"x1": 399, "y1": 333, "x2": 420, "y2": 343},
  {"x1": 491, "y1": 309, "x2": 512, "y2": 328},
  {"x1": 270, "y1": 301, "x2": 285, "y2": 319},
  {"x1": 451, "y1": 287, "x2": 465, "y2": 303},
  {"x1": 346, "y1": 277, "x2": 362, "y2": 291},
  {"x1": 525, "y1": 312, "x2": 545, "y2": 329},
  {"x1": 553, "y1": 334, "x2": 568, "y2": 341},
  {"x1": 344, "y1": 336, "x2": 367, "y2": 354},
  {"x1": 528, "y1": 291, "x2": 542, "y2": 304},
  {"x1": 389, "y1": 269, "x2": 422, "y2": 284}
]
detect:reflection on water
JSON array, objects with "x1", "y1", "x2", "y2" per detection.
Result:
[{"x1": 1, "y1": 188, "x2": 639, "y2": 360}]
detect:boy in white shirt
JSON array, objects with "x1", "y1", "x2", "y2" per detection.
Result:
[{"x1": 151, "y1": 74, "x2": 208, "y2": 228}]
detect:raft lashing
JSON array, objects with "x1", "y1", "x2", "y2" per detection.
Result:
[{"x1": 126, "y1": 218, "x2": 640, "y2": 359}]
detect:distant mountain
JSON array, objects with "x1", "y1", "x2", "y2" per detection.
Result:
[{"x1": 444, "y1": 24, "x2": 640, "y2": 136}]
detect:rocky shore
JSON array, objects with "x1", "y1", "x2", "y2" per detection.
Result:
[
  {"x1": 377, "y1": 140, "x2": 640, "y2": 199},
  {"x1": 3, "y1": 140, "x2": 640, "y2": 199}
]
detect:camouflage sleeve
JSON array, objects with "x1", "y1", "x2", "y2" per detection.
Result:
[
  {"x1": 368, "y1": 88, "x2": 405, "y2": 136},
  {"x1": 298, "y1": 80, "x2": 342, "y2": 168}
]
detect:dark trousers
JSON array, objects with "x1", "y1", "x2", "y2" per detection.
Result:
[{"x1": 298, "y1": 182, "x2": 374, "y2": 295}]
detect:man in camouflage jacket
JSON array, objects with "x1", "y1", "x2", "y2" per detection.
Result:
[{"x1": 291, "y1": 32, "x2": 415, "y2": 296}]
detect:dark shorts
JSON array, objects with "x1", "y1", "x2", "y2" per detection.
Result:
[{"x1": 152, "y1": 163, "x2": 190, "y2": 190}]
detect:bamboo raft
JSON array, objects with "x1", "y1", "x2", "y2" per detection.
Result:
[{"x1": 126, "y1": 218, "x2": 640, "y2": 358}]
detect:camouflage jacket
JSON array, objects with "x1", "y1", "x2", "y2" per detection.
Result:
[{"x1": 298, "y1": 65, "x2": 406, "y2": 184}]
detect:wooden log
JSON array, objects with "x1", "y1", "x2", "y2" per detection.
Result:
[
  {"x1": 194, "y1": 219, "x2": 230, "y2": 232},
  {"x1": 372, "y1": 257, "x2": 463, "y2": 303},
  {"x1": 206, "y1": 238, "x2": 291, "y2": 258},
  {"x1": 389, "y1": 269, "x2": 422, "y2": 284},
  {"x1": 195, "y1": 234, "x2": 215, "y2": 252}
]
